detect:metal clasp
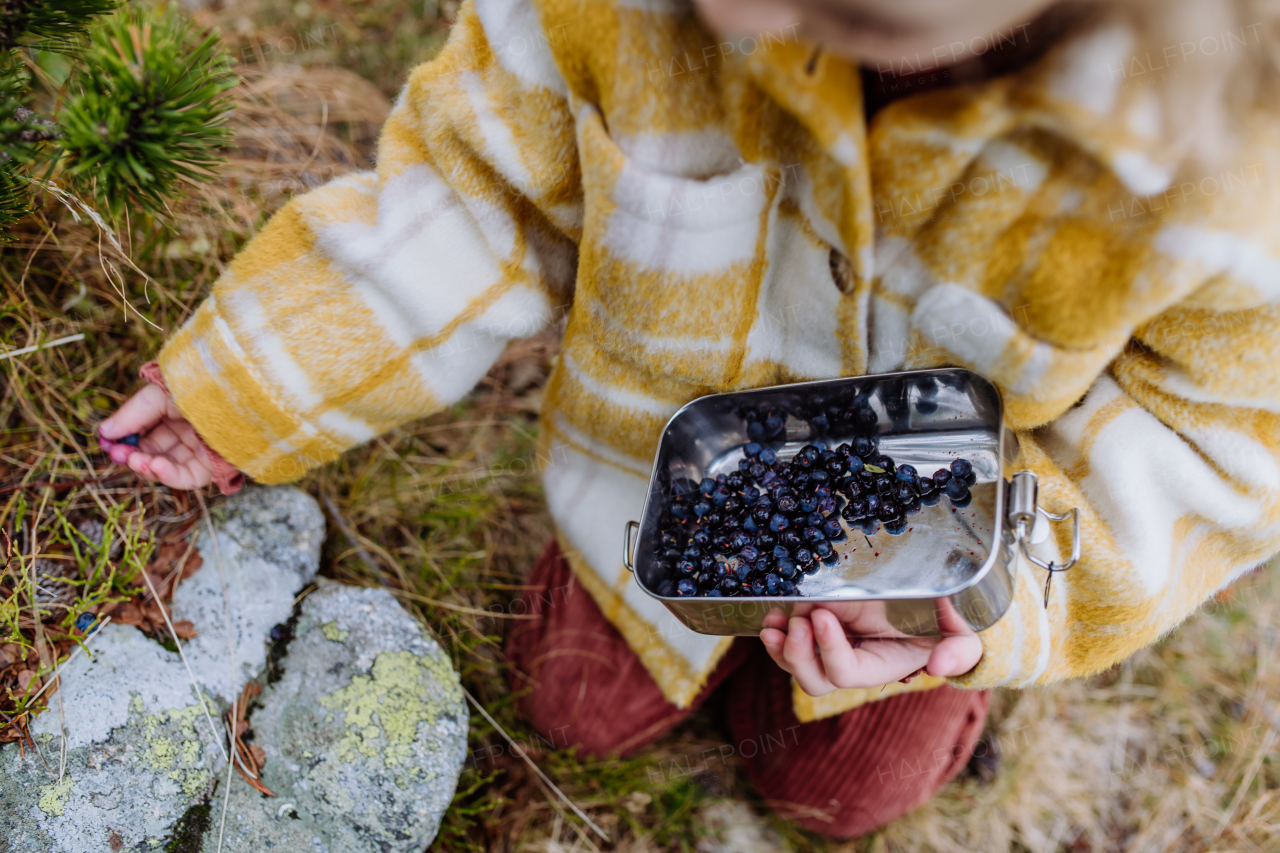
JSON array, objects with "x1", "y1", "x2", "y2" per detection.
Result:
[
  {"x1": 1007, "y1": 471, "x2": 1081, "y2": 607},
  {"x1": 623, "y1": 520, "x2": 639, "y2": 572}
]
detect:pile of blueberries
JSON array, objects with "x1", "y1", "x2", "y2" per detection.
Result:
[{"x1": 652, "y1": 410, "x2": 976, "y2": 599}]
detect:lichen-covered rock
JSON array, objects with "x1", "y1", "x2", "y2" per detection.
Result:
[
  {"x1": 0, "y1": 485, "x2": 323, "y2": 853},
  {"x1": 170, "y1": 485, "x2": 324, "y2": 702},
  {"x1": 205, "y1": 581, "x2": 468, "y2": 853},
  {"x1": 0, "y1": 624, "x2": 226, "y2": 852}
]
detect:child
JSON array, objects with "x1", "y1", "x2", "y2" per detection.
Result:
[{"x1": 99, "y1": 0, "x2": 1280, "y2": 837}]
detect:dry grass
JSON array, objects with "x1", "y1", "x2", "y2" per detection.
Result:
[{"x1": 2, "y1": 3, "x2": 1278, "y2": 851}]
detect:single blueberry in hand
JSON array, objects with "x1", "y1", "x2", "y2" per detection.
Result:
[{"x1": 119, "y1": 433, "x2": 140, "y2": 447}]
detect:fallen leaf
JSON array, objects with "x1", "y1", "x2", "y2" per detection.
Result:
[
  {"x1": 115, "y1": 604, "x2": 143, "y2": 626},
  {"x1": 16, "y1": 670, "x2": 40, "y2": 693},
  {"x1": 172, "y1": 620, "x2": 197, "y2": 639},
  {"x1": 179, "y1": 551, "x2": 203, "y2": 580},
  {"x1": 248, "y1": 743, "x2": 266, "y2": 769},
  {"x1": 235, "y1": 720, "x2": 248, "y2": 737},
  {"x1": 0, "y1": 650, "x2": 13, "y2": 669},
  {"x1": 243, "y1": 682, "x2": 262, "y2": 700}
]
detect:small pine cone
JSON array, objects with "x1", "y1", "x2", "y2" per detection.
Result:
[{"x1": 32, "y1": 559, "x2": 78, "y2": 613}]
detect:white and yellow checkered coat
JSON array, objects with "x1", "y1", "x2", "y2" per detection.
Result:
[{"x1": 160, "y1": 0, "x2": 1280, "y2": 720}]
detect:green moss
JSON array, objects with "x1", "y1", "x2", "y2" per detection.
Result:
[{"x1": 163, "y1": 802, "x2": 211, "y2": 853}]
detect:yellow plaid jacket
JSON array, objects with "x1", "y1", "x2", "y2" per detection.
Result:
[{"x1": 160, "y1": 0, "x2": 1280, "y2": 720}]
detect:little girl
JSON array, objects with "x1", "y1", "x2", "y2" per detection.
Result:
[{"x1": 99, "y1": 0, "x2": 1280, "y2": 837}]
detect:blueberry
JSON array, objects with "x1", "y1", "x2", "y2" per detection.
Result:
[
  {"x1": 699, "y1": 477, "x2": 716, "y2": 495},
  {"x1": 676, "y1": 558, "x2": 696, "y2": 576},
  {"x1": 748, "y1": 461, "x2": 768, "y2": 479},
  {"x1": 769, "y1": 513, "x2": 790, "y2": 532},
  {"x1": 672, "y1": 477, "x2": 699, "y2": 497},
  {"x1": 809, "y1": 469, "x2": 830, "y2": 486},
  {"x1": 892, "y1": 482, "x2": 915, "y2": 503},
  {"x1": 775, "y1": 494, "x2": 797, "y2": 515},
  {"x1": 780, "y1": 531, "x2": 803, "y2": 550},
  {"x1": 799, "y1": 495, "x2": 819, "y2": 513},
  {"x1": 865, "y1": 494, "x2": 882, "y2": 515},
  {"x1": 950, "y1": 458, "x2": 973, "y2": 481},
  {"x1": 878, "y1": 501, "x2": 902, "y2": 522},
  {"x1": 747, "y1": 421, "x2": 767, "y2": 442},
  {"x1": 822, "y1": 518, "x2": 843, "y2": 539},
  {"x1": 840, "y1": 501, "x2": 863, "y2": 521},
  {"x1": 945, "y1": 478, "x2": 969, "y2": 501},
  {"x1": 836, "y1": 443, "x2": 852, "y2": 456},
  {"x1": 756, "y1": 531, "x2": 778, "y2": 548},
  {"x1": 815, "y1": 485, "x2": 833, "y2": 500},
  {"x1": 817, "y1": 497, "x2": 837, "y2": 517},
  {"x1": 719, "y1": 578, "x2": 740, "y2": 593},
  {"x1": 727, "y1": 472, "x2": 746, "y2": 492},
  {"x1": 682, "y1": 545, "x2": 701, "y2": 559},
  {"x1": 743, "y1": 408, "x2": 761, "y2": 422},
  {"x1": 705, "y1": 511, "x2": 723, "y2": 528},
  {"x1": 765, "y1": 573, "x2": 781, "y2": 595},
  {"x1": 706, "y1": 588, "x2": 724, "y2": 597},
  {"x1": 772, "y1": 544, "x2": 791, "y2": 561},
  {"x1": 711, "y1": 486, "x2": 732, "y2": 506},
  {"x1": 750, "y1": 578, "x2": 767, "y2": 596},
  {"x1": 740, "y1": 545, "x2": 760, "y2": 563},
  {"x1": 776, "y1": 558, "x2": 798, "y2": 579},
  {"x1": 693, "y1": 501, "x2": 711, "y2": 518},
  {"x1": 760, "y1": 470, "x2": 780, "y2": 488},
  {"x1": 874, "y1": 474, "x2": 893, "y2": 494},
  {"x1": 118, "y1": 433, "x2": 140, "y2": 447},
  {"x1": 814, "y1": 539, "x2": 835, "y2": 560},
  {"x1": 729, "y1": 532, "x2": 752, "y2": 550},
  {"x1": 699, "y1": 555, "x2": 716, "y2": 573},
  {"x1": 805, "y1": 512, "x2": 824, "y2": 528},
  {"x1": 933, "y1": 468, "x2": 952, "y2": 487},
  {"x1": 738, "y1": 458, "x2": 753, "y2": 472},
  {"x1": 670, "y1": 503, "x2": 692, "y2": 521},
  {"x1": 744, "y1": 442, "x2": 763, "y2": 459},
  {"x1": 658, "y1": 579, "x2": 676, "y2": 596},
  {"x1": 751, "y1": 505, "x2": 772, "y2": 525},
  {"x1": 765, "y1": 413, "x2": 786, "y2": 438},
  {"x1": 797, "y1": 445, "x2": 821, "y2": 468},
  {"x1": 780, "y1": 580, "x2": 798, "y2": 595},
  {"x1": 692, "y1": 528, "x2": 710, "y2": 546},
  {"x1": 677, "y1": 578, "x2": 697, "y2": 596},
  {"x1": 795, "y1": 548, "x2": 814, "y2": 566},
  {"x1": 792, "y1": 471, "x2": 813, "y2": 492},
  {"x1": 853, "y1": 437, "x2": 875, "y2": 458},
  {"x1": 75, "y1": 612, "x2": 97, "y2": 632},
  {"x1": 803, "y1": 526, "x2": 825, "y2": 544},
  {"x1": 896, "y1": 464, "x2": 918, "y2": 482},
  {"x1": 885, "y1": 517, "x2": 909, "y2": 535},
  {"x1": 810, "y1": 413, "x2": 830, "y2": 434},
  {"x1": 759, "y1": 448, "x2": 778, "y2": 465},
  {"x1": 875, "y1": 454, "x2": 896, "y2": 474}
]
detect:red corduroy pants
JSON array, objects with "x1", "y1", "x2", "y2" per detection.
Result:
[{"x1": 505, "y1": 542, "x2": 990, "y2": 838}]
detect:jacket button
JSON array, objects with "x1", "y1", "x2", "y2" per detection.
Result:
[{"x1": 829, "y1": 248, "x2": 854, "y2": 294}]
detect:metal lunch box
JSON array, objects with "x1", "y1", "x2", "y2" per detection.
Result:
[{"x1": 622, "y1": 368, "x2": 1081, "y2": 636}]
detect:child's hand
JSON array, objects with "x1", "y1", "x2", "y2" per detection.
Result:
[
  {"x1": 759, "y1": 598, "x2": 982, "y2": 696},
  {"x1": 98, "y1": 385, "x2": 215, "y2": 490}
]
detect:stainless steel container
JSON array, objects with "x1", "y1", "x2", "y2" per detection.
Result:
[{"x1": 622, "y1": 368, "x2": 1080, "y2": 637}]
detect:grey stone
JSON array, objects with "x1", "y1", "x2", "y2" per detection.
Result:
[
  {"x1": 204, "y1": 581, "x2": 468, "y2": 853},
  {"x1": 170, "y1": 485, "x2": 324, "y2": 702},
  {"x1": 0, "y1": 485, "x2": 323, "y2": 852},
  {"x1": 0, "y1": 624, "x2": 227, "y2": 852}
]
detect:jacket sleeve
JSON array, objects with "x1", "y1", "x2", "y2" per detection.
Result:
[
  {"x1": 952, "y1": 245, "x2": 1280, "y2": 688},
  {"x1": 157, "y1": 0, "x2": 581, "y2": 483}
]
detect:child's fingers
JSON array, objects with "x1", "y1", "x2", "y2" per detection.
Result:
[
  {"x1": 926, "y1": 632, "x2": 984, "y2": 678},
  {"x1": 101, "y1": 385, "x2": 178, "y2": 440},
  {"x1": 760, "y1": 627, "x2": 788, "y2": 669},
  {"x1": 146, "y1": 454, "x2": 214, "y2": 490},
  {"x1": 782, "y1": 616, "x2": 835, "y2": 696},
  {"x1": 809, "y1": 609, "x2": 864, "y2": 686}
]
